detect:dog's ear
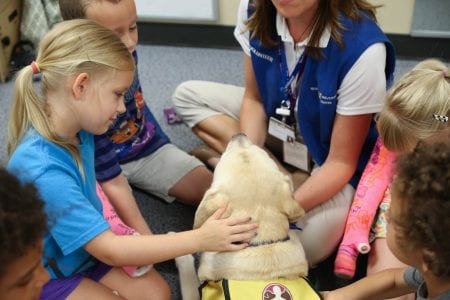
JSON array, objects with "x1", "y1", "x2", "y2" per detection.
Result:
[
  {"x1": 279, "y1": 181, "x2": 305, "y2": 222},
  {"x1": 193, "y1": 188, "x2": 230, "y2": 229},
  {"x1": 284, "y1": 200, "x2": 305, "y2": 223}
]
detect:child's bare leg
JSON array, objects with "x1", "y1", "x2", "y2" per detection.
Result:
[
  {"x1": 169, "y1": 166, "x2": 213, "y2": 206},
  {"x1": 67, "y1": 278, "x2": 126, "y2": 299},
  {"x1": 100, "y1": 267, "x2": 170, "y2": 300},
  {"x1": 368, "y1": 238, "x2": 414, "y2": 300}
]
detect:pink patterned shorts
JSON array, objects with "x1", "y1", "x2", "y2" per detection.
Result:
[{"x1": 369, "y1": 186, "x2": 391, "y2": 241}]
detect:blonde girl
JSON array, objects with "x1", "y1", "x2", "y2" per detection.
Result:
[
  {"x1": 378, "y1": 59, "x2": 450, "y2": 151},
  {"x1": 368, "y1": 58, "x2": 449, "y2": 300},
  {"x1": 7, "y1": 19, "x2": 257, "y2": 300}
]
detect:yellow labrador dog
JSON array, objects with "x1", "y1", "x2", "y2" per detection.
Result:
[{"x1": 176, "y1": 134, "x2": 310, "y2": 300}]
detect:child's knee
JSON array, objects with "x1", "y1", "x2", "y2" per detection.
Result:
[
  {"x1": 133, "y1": 270, "x2": 171, "y2": 300},
  {"x1": 172, "y1": 80, "x2": 199, "y2": 106}
]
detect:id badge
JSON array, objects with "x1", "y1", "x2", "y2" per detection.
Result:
[
  {"x1": 283, "y1": 140, "x2": 312, "y2": 173},
  {"x1": 268, "y1": 117, "x2": 295, "y2": 142}
]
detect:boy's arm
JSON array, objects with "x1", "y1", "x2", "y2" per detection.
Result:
[
  {"x1": 100, "y1": 173, "x2": 152, "y2": 235},
  {"x1": 323, "y1": 267, "x2": 415, "y2": 300}
]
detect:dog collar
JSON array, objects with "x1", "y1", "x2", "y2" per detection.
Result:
[
  {"x1": 289, "y1": 223, "x2": 303, "y2": 231},
  {"x1": 247, "y1": 235, "x2": 290, "y2": 247}
]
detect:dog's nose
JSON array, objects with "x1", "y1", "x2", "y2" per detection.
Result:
[
  {"x1": 231, "y1": 133, "x2": 247, "y2": 140},
  {"x1": 231, "y1": 133, "x2": 249, "y2": 146}
]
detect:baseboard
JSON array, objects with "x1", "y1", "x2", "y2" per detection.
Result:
[
  {"x1": 138, "y1": 22, "x2": 449, "y2": 60},
  {"x1": 388, "y1": 34, "x2": 449, "y2": 60},
  {"x1": 138, "y1": 22, "x2": 240, "y2": 49}
]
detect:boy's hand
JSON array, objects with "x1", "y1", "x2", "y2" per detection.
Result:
[{"x1": 196, "y1": 206, "x2": 258, "y2": 252}]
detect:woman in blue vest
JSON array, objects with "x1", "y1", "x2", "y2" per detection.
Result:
[{"x1": 173, "y1": 0, "x2": 395, "y2": 265}]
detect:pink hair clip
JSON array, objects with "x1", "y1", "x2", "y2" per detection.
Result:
[{"x1": 30, "y1": 61, "x2": 40, "y2": 74}]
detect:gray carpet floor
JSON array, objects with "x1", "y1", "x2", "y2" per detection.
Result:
[{"x1": 0, "y1": 44, "x2": 424, "y2": 299}]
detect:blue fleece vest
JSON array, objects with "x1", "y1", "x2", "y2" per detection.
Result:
[{"x1": 248, "y1": 9, "x2": 395, "y2": 187}]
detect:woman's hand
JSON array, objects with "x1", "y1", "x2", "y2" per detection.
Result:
[{"x1": 196, "y1": 206, "x2": 258, "y2": 252}]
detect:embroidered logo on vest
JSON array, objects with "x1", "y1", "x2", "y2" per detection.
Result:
[
  {"x1": 250, "y1": 45, "x2": 274, "y2": 63},
  {"x1": 262, "y1": 283, "x2": 292, "y2": 300},
  {"x1": 310, "y1": 87, "x2": 336, "y2": 105}
]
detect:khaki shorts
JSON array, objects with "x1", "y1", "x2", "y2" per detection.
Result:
[
  {"x1": 172, "y1": 80, "x2": 243, "y2": 128},
  {"x1": 120, "y1": 144, "x2": 203, "y2": 202},
  {"x1": 294, "y1": 166, "x2": 355, "y2": 266}
]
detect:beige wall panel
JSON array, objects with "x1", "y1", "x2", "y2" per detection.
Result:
[
  {"x1": 219, "y1": 0, "x2": 240, "y2": 25},
  {"x1": 371, "y1": 0, "x2": 415, "y2": 34},
  {"x1": 215, "y1": 0, "x2": 415, "y2": 34}
]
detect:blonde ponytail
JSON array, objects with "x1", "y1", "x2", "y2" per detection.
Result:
[{"x1": 378, "y1": 59, "x2": 450, "y2": 152}]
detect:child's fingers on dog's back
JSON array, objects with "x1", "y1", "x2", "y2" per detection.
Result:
[
  {"x1": 228, "y1": 242, "x2": 249, "y2": 251},
  {"x1": 209, "y1": 205, "x2": 228, "y2": 220},
  {"x1": 229, "y1": 228, "x2": 257, "y2": 244},
  {"x1": 229, "y1": 223, "x2": 258, "y2": 237},
  {"x1": 226, "y1": 214, "x2": 254, "y2": 226},
  {"x1": 226, "y1": 230, "x2": 258, "y2": 250}
]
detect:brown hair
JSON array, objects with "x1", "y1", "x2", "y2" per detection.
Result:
[
  {"x1": 391, "y1": 142, "x2": 450, "y2": 277},
  {"x1": 0, "y1": 168, "x2": 47, "y2": 278},
  {"x1": 59, "y1": 0, "x2": 121, "y2": 20},
  {"x1": 245, "y1": 0, "x2": 379, "y2": 59}
]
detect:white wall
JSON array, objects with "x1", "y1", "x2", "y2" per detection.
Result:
[{"x1": 136, "y1": 0, "x2": 219, "y2": 22}]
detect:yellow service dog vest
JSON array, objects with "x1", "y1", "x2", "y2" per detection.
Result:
[{"x1": 200, "y1": 277, "x2": 322, "y2": 300}]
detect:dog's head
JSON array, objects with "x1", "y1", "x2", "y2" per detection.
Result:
[
  {"x1": 194, "y1": 133, "x2": 304, "y2": 229},
  {"x1": 214, "y1": 133, "x2": 286, "y2": 187}
]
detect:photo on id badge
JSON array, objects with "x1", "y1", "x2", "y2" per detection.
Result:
[{"x1": 268, "y1": 116, "x2": 312, "y2": 174}]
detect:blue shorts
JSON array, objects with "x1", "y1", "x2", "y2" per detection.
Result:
[{"x1": 39, "y1": 262, "x2": 112, "y2": 299}]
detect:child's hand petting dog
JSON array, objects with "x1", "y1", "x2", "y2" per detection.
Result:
[{"x1": 195, "y1": 205, "x2": 258, "y2": 252}]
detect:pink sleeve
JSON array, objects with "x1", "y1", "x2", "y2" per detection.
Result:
[
  {"x1": 334, "y1": 138, "x2": 396, "y2": 278},
  {"x1": 96, "y1": 182, "x2": 152, "y2": 277}
]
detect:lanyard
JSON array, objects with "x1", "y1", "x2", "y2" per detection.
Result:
[{"x1": 278, "y1": 43, "x2": 307, "y2": 125}]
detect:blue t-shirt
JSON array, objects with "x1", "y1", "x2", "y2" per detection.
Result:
[
  {"x1": 7, "y1": 129, "x2": 109, "y2": 279},
  {"x1": 404, "y1": 267, "x2": 450, "y2": 300},
  {"x1": 94, "y1": 51, "x2": 170, "y2": 182}
]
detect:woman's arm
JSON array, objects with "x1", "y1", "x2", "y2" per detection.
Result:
[
  {"x1": 84, "y1": 207, "x2": 258, "y2": 266},
  {"x1": 239, "y1": 54, "x2": 268, "y2": 147},
  {"x1": 322, "y1": 267, "x2": 414, "y2": 300},
  {"x1": 294, "y1": 113, "x2": 372, "y2": 211},
  {"x1": 100, "y1": 173, "x2": 152, "y2": 235}
]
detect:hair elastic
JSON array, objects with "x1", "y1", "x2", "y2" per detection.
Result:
[
  {"x1": 30, "y1": 61, "x2": 40, "y2": 74},
  {"x1": 433, "y1": 114, "x2": 449, "y2": 123}
]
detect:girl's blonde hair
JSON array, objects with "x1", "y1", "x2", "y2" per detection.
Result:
[
  {"x1": 8, "y1": 19, "x2": 135, "y2": 170},
  {"x1": 378, "y1": 59, "x2": 450, "y2": 152}
]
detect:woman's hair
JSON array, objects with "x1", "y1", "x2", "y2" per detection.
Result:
[
  {"x1": 378, "y1": 59, "x2": 450, "y2": 152},
  {"x1": 245, "y1": 0, "x2": 379, "y2": 59},
  {"x1": 7, "y1": 19, "x2": 135, "y2": 170},
  {"x1": 58, "y1": 0, "x2": 121, "y2": 20},
  {"x1": 391, "y1": 142, "x2": 450, "y2": 277},
  {"x1": 0, "y1": 168, "x2": 47, "y2": 278}
]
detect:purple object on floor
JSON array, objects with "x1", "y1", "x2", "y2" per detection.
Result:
[{"x1": 163, "y1": 107, "x2": 183, "y2": 124}]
